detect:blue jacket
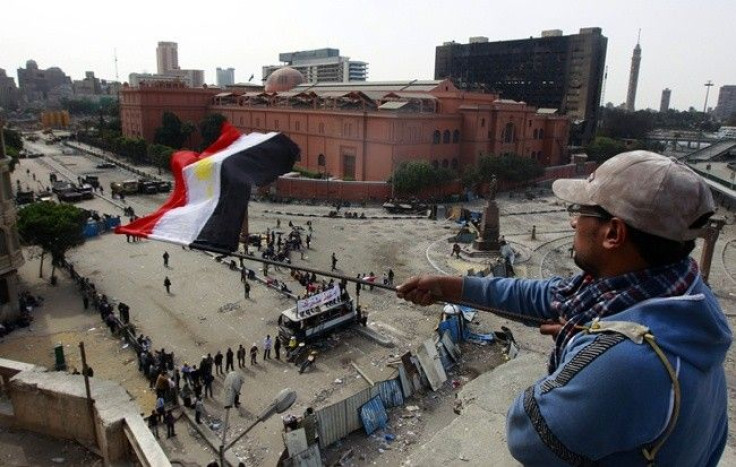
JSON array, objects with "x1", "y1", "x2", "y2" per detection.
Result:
[{"x1": 462, "y1": 274, "x2": 732, "y2": 466}]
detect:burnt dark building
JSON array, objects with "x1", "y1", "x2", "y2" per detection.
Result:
[{"x1": 435, "y1": 28, "x2": 607, "y2": 144}]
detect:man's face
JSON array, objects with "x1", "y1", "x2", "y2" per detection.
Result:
[{"x1": 569, "y1": 208, "x2": 611, "y2": 278}]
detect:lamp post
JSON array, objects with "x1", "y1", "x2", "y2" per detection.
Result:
[{"x1": 219, "y1": 387, "x2": 297, "y2": 466}]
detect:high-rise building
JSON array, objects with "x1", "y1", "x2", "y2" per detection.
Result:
[
  {"x1": 216, "y1": 68, "x2": 235, "y2": 87},
  {"x1": 660, "y1": 88, "x2": 671, "y2": 113},
  {"x1": 0, "y1": 69, "x2": 20, "y2": 110},
  {"x1": 625, "y1": 36, "x2": 642, "y2": 112},
  {"x1": 156, "y1": 41, "x2": 179, "y2": 74},
  {"x1": 16, "y1": 60, "x2": 72, "y2": 103},
  {"x1": 130, "y1": 42, "x2": 204, "y2": 88},
  {"x1": 262, "y1": 48, "x2": 368, "y2": 84},
  {"x1": 714, "y1": 85, "x2": 736, "y2": 121},
  {"x1": 434, "y1": 28, "x2": 608, "y2": 144}
]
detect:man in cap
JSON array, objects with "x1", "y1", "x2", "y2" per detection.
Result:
[{"x1": 396, "y1": 151, "x2": 731, "y2": 466}]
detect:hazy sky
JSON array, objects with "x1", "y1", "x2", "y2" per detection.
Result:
[{"x1": 2, "y1": 0, "x2": 734, "y2": 111}]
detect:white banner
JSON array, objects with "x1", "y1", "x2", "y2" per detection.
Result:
[{"x1": 297, "y1": 285, "x2": 340, "y2": 314}]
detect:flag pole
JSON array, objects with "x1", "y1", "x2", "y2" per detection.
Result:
[{"x1": 188, "y1": 244, "x2": 547, "y2": 326}]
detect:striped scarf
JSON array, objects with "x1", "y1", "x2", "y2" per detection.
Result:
[{"x1": 548, "y1": 257, "x2": 699, "y2": 373}]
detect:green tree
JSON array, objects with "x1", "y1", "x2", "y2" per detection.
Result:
[
  {"x1": 154, "y1": 112, "x2": 189, "y2": 149},
  {"x1": 2, "y1": 128, "x2": 23, "y2": 171},
  {"x1": 585, "y1": 137, "x2": 627, "y2": 163},
  {"x1": 391, "y1": 161, "x2": 455, "y2": 195},
  {"x1": 148, "y1": 144, "x2": 175, "y2": 171},
  {"x1": 199, "y1": 113, "x2": 227, "y2": 150},
  {"x1": 476, "y1": 154, "x2": 544, "y2": 184},
  {"x1": 17, "y1": 201, "x2": 87, "y2": 280}
]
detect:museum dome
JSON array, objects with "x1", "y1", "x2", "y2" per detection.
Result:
[{"x1": 265, "y1": 67, "x2": 305, "y2": 93}]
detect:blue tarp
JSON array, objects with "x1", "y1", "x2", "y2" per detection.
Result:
[
  {"x1": 467, "y1": 332, "x2": 496, "y2": 345},
  {"x1": 376, "y1": 379, "x2": 404, "y2": 408},
  {"x1": 360, "y1": 396, "x2": 388, "y2": 435},
  {"x1": 83, "y1": 223, "x2": 100, "y2": 238}
]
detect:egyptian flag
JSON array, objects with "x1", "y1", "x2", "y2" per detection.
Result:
[{"x1": 115, "y1": 122, "x2": 299, "y2": 251}]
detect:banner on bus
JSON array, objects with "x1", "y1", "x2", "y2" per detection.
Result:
[{"x1": 297, "y1": 285, "x2": 340, "y2": 315}]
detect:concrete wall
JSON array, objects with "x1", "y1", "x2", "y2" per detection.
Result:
[{"x1": 0, "y1": 357, "x2": 169, "y2": 466}]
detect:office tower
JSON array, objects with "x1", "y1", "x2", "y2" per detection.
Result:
[
  {"x1": 435, "y1": 28, "x2": 607, "y2": 144},
  {"x1": 625, "y1": 35, "x2": 642, "y2": 112},
  {"x1": 262, "y1": 48, "x2": 368, "y2": 83},
  {"x1": 660, "y1": 88, "x2": 671, "y2": 113},
  {"x1": 156, "y1": 42, "x2": 179, "y2": 74},
  {"x1": 216, "y1": 68, "x2": 235, "y2": 87},
  {"x1": 715, "y1": 85, "x2": 736, "y2": 121}
]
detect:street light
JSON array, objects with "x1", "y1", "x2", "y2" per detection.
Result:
[{"x1": 219, "y1": 387, "x2": 297, "y2": 466}]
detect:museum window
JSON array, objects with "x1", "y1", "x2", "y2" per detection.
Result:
[
  {"x1": 533, "y1": 129, "x2": 539, "y2": 139},
  {"x1": 317, "y1": 153, "x2": 326, "y2": 167},
  {"x1": 443, "y1": 130, "x2": 451, "y2": 144},
  {"x1": 239, "y1": 116, "x2": 243, "y2": 125},
  {"x1": 504, "y1": 122, "x2": 514, "y2": 143},
  {"x1": 451, "y1": 158, "x2": 458, "y2": 169},
  {"x1": 432, "y1": 160, "x2": 439, "y2": 169},
  {"x1": 442, "y1": 159, "x2": 449, "y2": 169},
  {"x1": 433, "y1": 130, "x2": 441, "y2": 144},
  {"x1": 255, "y1": 118, "x2": 261, "y2": 128},
  {"x1": 275, "y1": 119, "x2": 280, "y2": 130},
  {"x1": 453, "y1": 130, "x2": 460, "y2": 143},
  {"x1": 539, "y1": 129, "x2": 544, "y2": 139},
  {"x1": 480, "y1": 118, "x2": 486, "y2": 127}
]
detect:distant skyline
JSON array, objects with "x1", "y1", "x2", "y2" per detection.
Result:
[{"x1": 2, "y1": 0, "x2": 734, "y2": 112}]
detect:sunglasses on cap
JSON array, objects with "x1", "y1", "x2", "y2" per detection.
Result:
[{"x1": 566, "y1": 204, "x2": 612, "y2": 220}]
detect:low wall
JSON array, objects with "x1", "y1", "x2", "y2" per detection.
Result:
[
  {"x1": 270, "y1": 162, "x2": 597, "y2": 203},
  {"x1": 0, "y1": 358, "x2": 169, "y2": 466}
]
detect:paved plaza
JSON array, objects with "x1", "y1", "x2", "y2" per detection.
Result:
[{"x1": 1, "y1": 143, "x2": 735, "y2": 465}]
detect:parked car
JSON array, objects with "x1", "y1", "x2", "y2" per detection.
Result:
[
  {"x1": 155, "y1": 181, "x2": 172, "y2": 193},
  {"x1": 58, "y1": 190, "x2": 85, "y2": 203},
  {"x1": 77, "y1": 184, "x2": 95, "y2": 200},
  {"x1": 138, "y1": 180, "x2": 159, "y2": 194},
  {"x1": 96, "y1": 162, "x2": 116, "y2": 169},
  {"x1": 110, "y1": 180, "x2": 139, "y2": 196},
  {"x1": 51, "y1": 181, "x2": 75, "y2": 195}
]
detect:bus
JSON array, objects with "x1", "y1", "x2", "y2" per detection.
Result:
[{"x1": 277, "y1": 285, "x2": 356, "y2": 344}]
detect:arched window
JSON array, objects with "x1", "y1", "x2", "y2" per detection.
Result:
[
  {"x1": 539, "y1": 129, "x2": 544, "y2": 140},
  {"x1": 317, "y1": 153, "x2": 326, "y2": 166},
  {"x1": 433, "y1": 130, "x2": 441, "y2": 144},
  {"x1": 533, "y1": 129, "x2": 538, "y2": 139},
  {"x1": 442, "y1": 159, "x2": 449, "y2": 168},
  {"x1": 443, "y1": 130, "x2": 451, "y2": 144},
  {"x1": 432, "y1": 160, "x2": 439, "y2": 169},
  {"x1": 504, "y1": 122, "x2": 514, "y2": 143},
  {"x1": 452, "y1": 129, "x2": 460, "y2": 143},
  {"x1": 451, "y1": 158, "x2": 459, "y2": 169},
  {"x1": 480, "y1": 118, "x2": 486, "y2": 127}
]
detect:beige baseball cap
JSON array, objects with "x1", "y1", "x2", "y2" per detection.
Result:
[{"x1": 552, "y1": 150, "x2": 714, "y2": 242}]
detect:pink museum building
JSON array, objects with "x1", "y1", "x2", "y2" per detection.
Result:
[{"x1": 121, "y1": 68, "x2": 570, "y2": 182}]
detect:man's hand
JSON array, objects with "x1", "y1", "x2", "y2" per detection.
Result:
[
  {"x1": 539, "y1": 317, "x2": 567, "y2": 339},
  {"x1": 396, "y1": 275, "x2": 443, "y2": 306}
]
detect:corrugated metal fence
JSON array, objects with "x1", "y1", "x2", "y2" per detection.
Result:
[{"x1": 316, "y1": 378, "x2": 404, "y2": 448}]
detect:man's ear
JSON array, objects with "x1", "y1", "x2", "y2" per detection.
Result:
[{"x1": 602, "y1": 218, "x2": 627, "y2": 250}]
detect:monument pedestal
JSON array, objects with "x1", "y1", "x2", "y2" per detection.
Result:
[{"x1": 472, "y1": 200, "x2": 500, "y2": 252}]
